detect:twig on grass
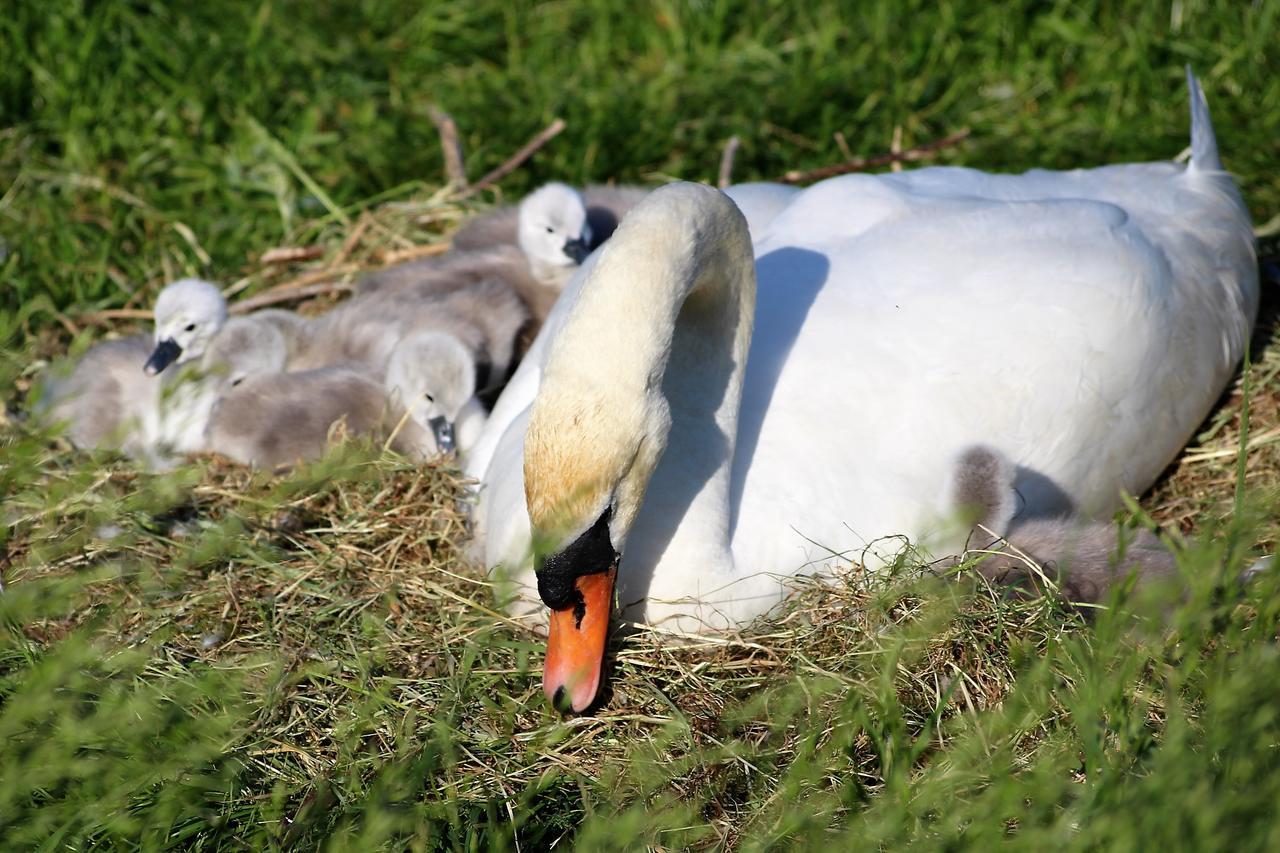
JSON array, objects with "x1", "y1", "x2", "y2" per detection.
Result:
[
  {"x1": 77, "y1": 308, "x2": 154, "y2": 326},
  {"x1": 779, "y1": 128, "x2": 972, "y2": 184},
  {"x1": 259, "y1": 246, "x2": 326, "y2": 266},
  {"x1": 375, "y1": 242, "x2": 452, "y2": 266},
  {"x1": 833, "y1": 131, "x2": 855, "y2": 162},
  {"x1": 52, "y1": 312, "x2": 81, "y2": 338},
  {"x1": 718, "y1": 135, "x2": 741, "y2": 189},
  {"x1": 429, "y1": 106, "x2": 469, "y2": 189},
  {"x1": 245, "y1": 265, "x2": 362, "y2": 298},
  {"x1": 334, "y1": 213, "x2": 374, "y2": 266},
  {"x1": 229, "y1": 281, "x2": 354, "y2": 314},
  {"x1": 458, "y1": 118, "x2": 566, "y2": 199}
]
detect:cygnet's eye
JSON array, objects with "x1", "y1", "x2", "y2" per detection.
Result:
[
  {"x1": 230, "y1": 376, "x2": 244, "y2": 387},
  {"x1": 184, "y1": 323, "x2": 197, "y2": 332},
  {"x1": 424, "y1": 393, "x2": 435, "y2": 403}
]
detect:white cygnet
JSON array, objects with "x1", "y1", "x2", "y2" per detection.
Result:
[
  {"x1": 145, "y1": 278, "x2": 229, "y2": 375},
  {"x1": 384, "y1": 331, "x2": 488, "y2": 456}
]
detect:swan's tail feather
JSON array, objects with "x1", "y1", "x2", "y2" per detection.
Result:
[{"x1": 1186, "y1": 66, "x2": 1221, "y2": 173}]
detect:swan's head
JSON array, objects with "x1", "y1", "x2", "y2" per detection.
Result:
[
  {"x1": 523, "y1": 387, "x2": 668, "y2": 714},
  {"x1": 146, "y1": 278, "x2": 229, "y2": 375},
  {"x1": 517, "y1": 182, "x2": 593, "y2": 270},
  {"x1": 385, "y1": 332, "x2": 477, "y2": 455},
  {"x1": 201, "y1": 316, "x2": 289, "y2": 390},
  {"x1": 522, "y1": 182, "x2": 750, "y2": 713}
]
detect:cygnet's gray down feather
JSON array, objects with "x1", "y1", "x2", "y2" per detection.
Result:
[
  {"x1": 354, "y1": 245, "x2": 549, "y2": 334},
  {"x1": 205, "y1": 367, "x2": 428, "y2": 469},
  {"x1": 39, "y1": 334, "x2": 159, "y2": 458},
  {"x1": 328, "y1": 263, "x2": 529, "y2": 385},
  {"x1": 947, "y1": 445, "x2": 1177, "y2": 608}
]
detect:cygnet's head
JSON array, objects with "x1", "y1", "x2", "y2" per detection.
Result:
[
  {"x1": 385, "y1": 332, "x2": 477, "y2": 455},
  {"x1": 201, "y1": 316, "x2": 289, "y2": 390},
  {"x1": 517, "y1": 182, "x2": 593, "y2": 270},
  {"x1": 947, "y1": 444, "x2": 1019, "y2": 538},
  {"x1": 146, "y1": 278, "x2": 229, "y2": 375}
]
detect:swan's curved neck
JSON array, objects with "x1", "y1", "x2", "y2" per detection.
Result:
[{"x1": 524, "y1": 184, "x2": 756, "y2": 551}]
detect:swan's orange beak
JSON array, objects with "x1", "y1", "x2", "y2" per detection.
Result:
[{"x1": 543, "y1": 566, "x2": 616, "y2": 713}]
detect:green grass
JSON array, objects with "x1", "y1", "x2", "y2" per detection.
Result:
[{"x1": 3, "y1": 0, "x2": 1280, "y2": 849}]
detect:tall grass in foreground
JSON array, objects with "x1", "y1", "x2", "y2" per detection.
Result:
[
  {"x1": 1, "y1": 430, "x2": 1278, "y2": 848},
  {"x1": 3, "y1": 0, "x2": 1280, "y2": 848}
]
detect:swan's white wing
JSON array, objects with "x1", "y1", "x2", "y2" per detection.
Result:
[
  {"x1": 722, "y1": 182, "x2": 802, "y2": 241},
  {"x1": 731, "y1": 176, "x2": 1253, "y2": 575}
]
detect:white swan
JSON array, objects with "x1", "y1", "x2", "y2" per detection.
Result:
[
  {"x1": 467, "y1": 73, "x2": 1257, "y2": 711},
  {"x1": 721, "y1": 182, "x2": 801, "y2": 240}
]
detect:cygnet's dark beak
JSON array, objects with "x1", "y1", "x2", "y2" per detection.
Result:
[
  {"x1": 428, "y1": 415, "x2": 456, "y2": 454},
  {"x1": 143, "y1": 339, "x2": 182, "y2": 376},
  {"x1": 562, "y1": 237, "x2": 590, "y2": 264}
]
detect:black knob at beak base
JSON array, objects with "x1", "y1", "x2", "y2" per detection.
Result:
[
  {"x1": 428, "y1": 415, "x2": 456, "y2": 454},
  {"x1": 562, "y1": 238, "x2": 590, "y2": 264},
  {"x1": 143, "y1": 339, "x2": 183, "y2": 376}
]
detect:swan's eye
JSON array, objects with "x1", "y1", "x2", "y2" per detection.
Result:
[
  {"x1": 184, "y1": 323, "x2": 196, "y2": 332},
  {"x1": 424, "y1": 394, "x2": 435, "y2": 403},
  {"x1": 545, "y1": 226, "x2": 554, "y2": 234}
]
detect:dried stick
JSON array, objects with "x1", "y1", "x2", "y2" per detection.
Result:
[
  {"x1": 334, "y1": 212, "x2": 374, "y2": 266},
  {"x1": 833, "y1": 131, "x2": 854, "y2": 162},
  {"x1": 53, "y1": 312, "x2": 82, "y2": 337},
  {"x1": 230, "y1": 281, "x2": 354, "y2": 314},
  {"x1": 428, "y1": 106, "x2": 468, "y2": 189},
  {"x1": 779, "y1": 128, "x2": 971, "y2": 184},
  {"x1": 459, "y1": 118, "x2": 566, "y2": 199},
  {"x1": 718, "y1": 135, "x2": 740, "y2": 189},
  {"x1": 376, "y1": 241, "x2": 452, "y2": 266},
  {"x1": 260, "y1": 245, "x2": 326, "y2": 265},
  {"x1": 78, "y1": 308, "x2": 154, "y2": 326},
  {"x1": 255, "y1": 264, "x2": 361, "y2": 295}
]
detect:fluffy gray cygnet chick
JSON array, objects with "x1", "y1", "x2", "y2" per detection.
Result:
[
  {"x1": 451, "y1": 182, "x2": 650, "y2": 276},
  {"x1": 154, "y1": 314, "x2": 294, "y2": 456},
  {"x1": 204, "y1": 366, "x2": 429, "y2": 470},
  {"x1": 313, "y1": 276, "x2": 528, "y2": 394},
  {"x1": 945, "y1": 445, "x2": 1177, "y2": 608},
  {"x1": 38, "y1": 333, "x2": 162, "y2": 461},
  {"x1": 359, "y1": 182, "x2": 647, "y2": 337},
  {"x1": 384, "y1": 331, "x2": 488, "y2": 456}
]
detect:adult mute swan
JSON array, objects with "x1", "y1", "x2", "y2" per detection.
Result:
[{"x1": 467, "y1": 72, "x2": 1257, "y2": 712}]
